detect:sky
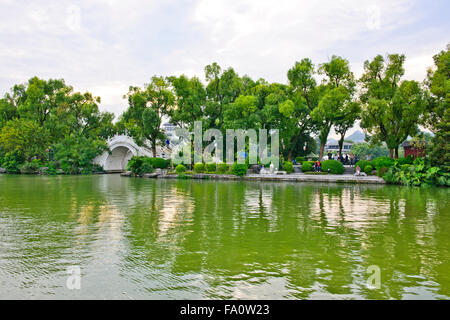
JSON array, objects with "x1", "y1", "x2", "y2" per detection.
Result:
[{"x1": 0, "y1": 0, "x2": 449, "y2": 136}]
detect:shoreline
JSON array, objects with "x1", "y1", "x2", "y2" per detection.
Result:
[{"x1": 139, "y1": 173, "x2": 386, "y2": 184}]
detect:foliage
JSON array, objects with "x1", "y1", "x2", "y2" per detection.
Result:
[
  {"x1": 193, "y1": 163, "x2": 205, "y2": 173},
  {"x1": 231, "y1": 163, "x2": 248, "y2": 176},
  {"x1": 382, "y1": 157, "x2": 450, "y2": 187},
  {"x1": 117, "y1": 76, "x2": 174, "y2": 157},
  {"x1": 364, "y1": 165, "x2": 374, "y2": 175},
  {"x1": 0, "y1": 77, "x2": 115, "y2": 174},
  {"x1": 54, "y1": 135, "x2": 108, "y2": 174},
  {"x1": 126, "y1": 156, "x2": 154, "y2": 176},
  {"x1": 217, "y1": 163, "x2": 229, "y2": 173},
  {"x1": 396, "y1": 156, "x2": 414, "y2": 166},
  {"x1": 19, "y1": 159, "x2": 42, "y2": 174},
  {"x1": 425, "y1": 45, "x2": 450, "y2": 171},
  {"x1": 206, "y1": 163, "x2": 216, "y2": 172},
  {"x1": 295, "y1": 157, "x2": 304, "y2": 163},
  {"x1": 377, "y1": 167, "x2": 389, "y2": 177},
  {"x1": 283, "y1": 161, "x2": 294, "y2": 173},
  {"x1": 355, "y1": 160, "x2": 372, "y2": 172},
  {"x1": 2, "y1": 150, "x2": 25, "y2": 173},
  {"x1": 312, "y1": 56, "x2": 357, "y2": 159},
  {"x1": 301, "y1": 161, "x2": 314, "y2": 172},
  {"x1": 371, "y1": 157, "x2": 395, "y2": 169},
  {"x1": 149, "y1": 157, "x2": 170, "y2": 169},
  {"x1": 351, "y1": 142, "x2": 389, "y2": 160},
  {"x1": 0, "y1": 118, "x2": 50, "y2": 161},
  {"x1": 359, "y1": 54, "x2": 426, "y2": 158},
  {"x1": 321, "y1": 160, "x2": 344, "y2": 174},
  {"x1": 175, "y1": 164, "x2": 186, "y2": 174}
]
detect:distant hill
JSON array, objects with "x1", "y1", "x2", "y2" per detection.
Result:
[{"x1": 345, "y1": 130, "x2": 365, "y2": 143}]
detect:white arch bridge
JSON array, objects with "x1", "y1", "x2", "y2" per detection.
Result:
[{"x1": 93, "y1": 135, "x2": 170, "y2": 172}]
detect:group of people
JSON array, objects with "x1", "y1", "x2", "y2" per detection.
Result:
[
  {"x1": 327, "y1": 152, "x2": 357, "y2": 166},
  {"x1": 312, "y1": 160, "x2": 322, "y2": 172}
]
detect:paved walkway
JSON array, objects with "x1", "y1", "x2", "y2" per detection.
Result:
[{"x1": 156, "y1": 172, "x2": 386, "y2": 184}]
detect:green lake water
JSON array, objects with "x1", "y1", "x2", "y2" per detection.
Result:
[{"x1": 0, "y1": 174, "x2": 449, "y2": 299}]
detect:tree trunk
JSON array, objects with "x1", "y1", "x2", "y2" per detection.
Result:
[
  {"x1": 389, "y1": 149, "x2": 394, "y2": 158},
  {"x1": 287, "y1": 149, "x2": 293, "y2": 162},
  {"x1": 319, "y1": 143, "x2": 325, "y2": 161},
  {"x1": 338, "y1": 135, "x2": 345, "y2": 158},
  {"x1": 394, "y1": 147, "x2": 399, "y2": 159}
]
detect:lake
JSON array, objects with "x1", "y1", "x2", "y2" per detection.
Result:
[{"x1": 0, "y1": 174, "x2": 449, "y2": 299}]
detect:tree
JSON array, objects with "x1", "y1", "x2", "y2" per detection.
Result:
[
  {"x1": 425, "y1": 45, "x2": 449, "y2": 170},
  {"x1": 168, "y1": 75, "x2": 206, "y2": 130},
  {"x1": 0, "y1": 118, "x2": 50, "y2": 161},
  {"x1": 334, "y1": 102, "x2": 361, "y2": 157},
  {"x1": 278, "y1": 58, "x2": 321, "y2": 161},
  {"x1": 312, "y1": 56, "x2": 356, "y2": 160},
  {"x1": 203, "y1": 64, "x2": 246, "y2": 130},
  {"x1": 351, "y1": 142, "x2": 389, "y2": 160},
  {"x1": 359, "y1": 54, "x2": 426, "y2": 158},
  {"x1": 119, "y1": 76, "x2": 175, "y2": 157}
]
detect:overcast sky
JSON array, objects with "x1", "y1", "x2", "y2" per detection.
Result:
[{"x1": 1, "y1": 0, "x2": 449, "y2": 128}]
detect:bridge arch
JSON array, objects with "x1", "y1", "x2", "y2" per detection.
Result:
[
  {"x1": 94, "y1": 135, "x2": 171, "y2": 172},
  {"x1": 94, "y1": 135, "x2": 153, "y2": 172}
]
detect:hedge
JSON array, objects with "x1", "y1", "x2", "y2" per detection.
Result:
[
  {"x1": 175, "y1": 164, "x2": 186, "y2": 174},
  {"x1": 371, "y1": 157, "x2": 395, "y2": 169},
  {"x1": 321, "y1": 160, "x2": 344, "y2": 174},
  {"x1": 301, "y1": 161, "x2": 314, "y2": 172},
  {"x1": 127, "y1": 156, "x2": 154, "y2": 176},
  {"x1": 218, "y1": 163, "x2": 229, "y2": 173},
  {"x1": 231, "y1": 163, "x2": 248, "y2": 176},
  {"x1": 295, "y1": 157, "x2": 304, "y2": 163},
  {"x1": 364, "y1": 165, "x2": 374, "y2": 175},
  {"x1": 193, "y1": 163, "x2": 205, "y2": 173},
  {"x1": 150, "y1": 157, "x2": 170, "y2": 169},
  {"x1": 206, "y1": 163, "x2": 216, "y2": 172},
  {"x1": 283, "y1": 161, "x2": 294, "y2": 173},
  {"x1": 355, "y1": 160, "x2": 372, "y2": 172}
]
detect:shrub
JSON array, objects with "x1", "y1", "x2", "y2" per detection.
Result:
[
  {"x1": 283, "y1": 161, "x2": 294, "y2": 173},
  {"x1": 377, "y1": 167, "x2": 389, "y2": 177},
  {"x1": 364, "y1": 165, "x2": 374, "y2": 175},
  {"x1": 231, "y1": 163, "x2": 248, "y2": 176},
  {"x1": 141, "y1": 158, "x2": 154, "y2": 174},
  {"x1": 372, "y1": 157, "x2": 395, "y2": 169},
  {"x1": 217, "y1": 163, "x2": 229, "y2": 173},
  {"x1": 175, "y1": 164, "x2": 186, "y2": 174},
  {"x1": 397, "y1": 155, "x2": 414, "y2": 166},
  {"x1": 322, "y1": 160, "x2": 345, "y2": 174},
  {"x1": 301, "y1": 161, "x2": 314, "y2": 172},
  {"x1": 127, "y1": 156, "x2": 153, "y2": 176},
  {"x1": 295, "y1": 157, "x2": 304, "y2": 163},
  {"x1": 194, "y1": 163, "x2": 205, "y2": 173},
  {"x1": 19, "y1": 159, "x2": 42, "y2": 174},
  {"x1": 355, "y1": 160, "x2": 372, "y2": 172},
  {"x1": 2, "y1": 151, "x2": 25, "y2": 174},
  {"x1": 40, "y1": 166, "x2": 57, "y2": 175},
  {"x1": 150, "y1": 157, "x2": 170, "y2": 169},
  {"x1": 206, "y1": 163, "x2": 216, "y2": 172}
]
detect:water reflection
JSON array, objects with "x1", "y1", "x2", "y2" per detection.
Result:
[{"x1": 0, "y1": 175, "x2": 448, "y2": 299}]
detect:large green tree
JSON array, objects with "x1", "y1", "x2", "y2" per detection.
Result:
[
  {"x1": 119, "y1": 76, "x2": 175, "y2": 157},
  {"x1": 359, "y1": 54, "x2": 426, "y2": 158},
  {"x1": 334, "y1": 101, "x2": 361, "y2": 157},
  {"x1": 311, "y1": 56, "x2": 355, "y2": 160},
  {"x1": 425, "y1": 45, "x2": 449, "y2": 170},
  {"x1": 0, "y1": 77, "x2": 115, "y2": 170}
]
